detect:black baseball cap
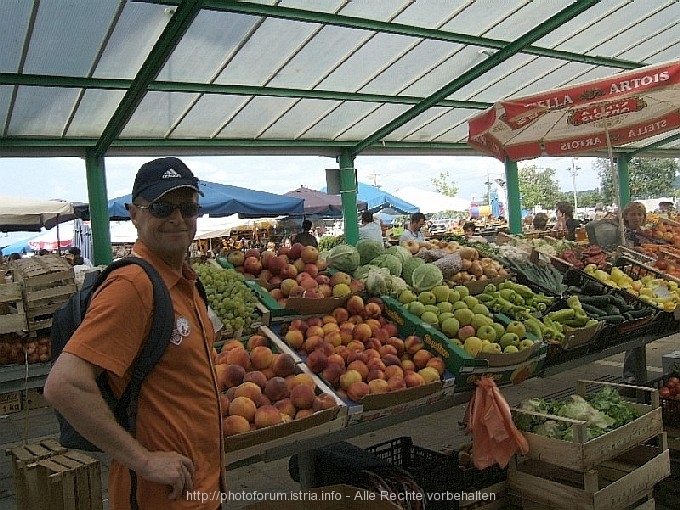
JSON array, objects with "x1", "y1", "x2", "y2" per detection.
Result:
[{"x1": 131, "y1": 157, "x2": 202, "y2": 202}]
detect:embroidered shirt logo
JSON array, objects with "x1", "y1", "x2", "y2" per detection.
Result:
[
  {"x1": 162, "y1": 169, "x2": 182, "y2": 179},
  {"x1": 170, "y1": 316, "x2": 191, "y2": 345}
]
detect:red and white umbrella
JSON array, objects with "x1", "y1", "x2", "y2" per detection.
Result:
[{"x1": 468, "y1": 60, "x2": 680, "y2": 162}]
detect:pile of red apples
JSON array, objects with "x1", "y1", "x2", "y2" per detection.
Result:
[
  {"x1": 214, "y1": 335, "x2": 337, "y2": 437},
  {"x1": 282, "y1": 296, "x2": 446, "y2": 403},
  {"x1": 227, "y1": 243, "x2": 364, "y2": 305}
]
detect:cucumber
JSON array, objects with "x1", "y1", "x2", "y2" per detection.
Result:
[{"x1": 597, "y1": 314, "x2": 626, "y2": 324}]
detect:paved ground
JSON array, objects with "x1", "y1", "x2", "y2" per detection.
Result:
[{"x1": 2, "y1": 335, "x2": 678, "y2": 510}]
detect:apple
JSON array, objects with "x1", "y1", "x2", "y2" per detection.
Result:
[
  {"x1": 476, "y1": 324, "x2": 497, "y2": 342},
  {"x1": 301, "y1": 246, "x2": 319, "y2": 264},
  {"x1": 519, "y1": 339, "x2": 535, "y2": 350},
  {"x1": 289, "y1": 242, "x2": 304, "y2": 260},
  {"x1": 457, "y1": 325, "x2": 476, "y2": 341},
  {"x1": 506, "y1": 321, "x2": 526, "y2": 339}
]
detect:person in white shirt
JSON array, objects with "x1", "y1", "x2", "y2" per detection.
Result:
[
  {"x1": 399, "y1": 213, "x2": 426, "y2": 242},
  {"x1": 358, "y1": 211, "x2": 384, "y2": 243}
]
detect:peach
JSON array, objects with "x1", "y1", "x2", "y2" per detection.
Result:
[
  {"x1": 412, "y1": 349, "x2": 432, "y2": 369},
  {"x1": 333, "y1": 307, "x2": 349, "y2": 323},
  {"x1": 225, "y1": 386, "x2": 237, "y2": 401},
  {"x1": 263, "y1": 376, "x2": 289, "y2": 402},
  {"x1": 346, "y1": 295, "x2": 365, "y2": 316},
  {"x1": 222, "y1": 415, "x2": 251, "y2": 437},
  {"x1": 246, "y1": 335, "x2": 269, "y2": 350},
  {"x1": 347, "y1": 381, "x2": 370, "y2": 402},
  {"x1": 384, "y1": 365, "x2": 404, "y2": 380},
  {"x1": 304, "y1": 336, "x2": 324, "y2": 354},
  {"x1": 221, "y1": 339, "x2": 245, "y2": 352},
  {"x1": 363, "y1": 348, "x2": 381, "y2": 361},
  {"x1": 305, "y1": 325, "x2": 324, "y2": 339},
  {"x1": 404, "y1": 335, "x2": 425, "y2": 355},
  {"x1": 322, "y1": 363, "x2": 345, "y2": 386},
  {"x1": 368, "y1": 378, "x2": 389, "y2": 394},
  {"x1": 346, "y1": 360, "x2": 368, "y2": 380},
  {"x1": 327, "y1": 353, "x2": 346, "y2": 368},
  {"x1": 249, "y1": 346, "x2": 274, "y2": 370},
  {"x1": 404, "y1": 372, "x2": 426, "y2": 388},
  {"x1": 272, "y1": 353, "x2": 297, "y2": 377},
  {"x1": 367, "y1": 357, "x2": 386, "y2": 372},
  {"x1": 290, "y1": 384, "x2": 316, "y2": 410},
  {"x1": 353, "y1": 323, "x2": 372, "y2": 342},
  {"x1": 289, "y1": 373, "x2": 316, "y2": 390},
  {"x1": 254, "y1": 405, "x2": 283, "y2": 429},
  {"x1": 363, "y1": 302, "x2": 382, "y2": 319},
  {"x1": 229, "y1": 396, "x2": 256, "y2": 422},
  {"x1": 304, "y1": 263, "x2": 319, "y2": 278},
  {"x1": 401, "y1": 359, "x2": 415, "y2": 373},
  {"x1": 288, "y1": 319, "x2": 307, "y2": 332},
  {"x1": 243, "y1": 370, "x2": 268, "y2": 389},
  {"x1": 382, "y1": 354, "x2": 401, "y2": 367},
  {"x1": 426, "y1": 357, "x2": 446, "y2": 376},
  {"x1": 312, "y1": 393, "x2": 337, "y2": 411},
  {"x1": 218, "y1": 364, "x2": 245, "y2": 389},
  {"x1": 306, "y1": 350, "x2": 328, "y2": 374},
  {"x1": 386, "y1": 337, "x2": 405, "y2": 357},
  {"x1": 295, "y1": 409, "x2": 315, "y2": 420},
  {"x1": 339, "y1": 323, "x2": 355, "y2": 344},
  {"x1": 346, "y1": 340, "x2": 365, "y2": 353},
  {"x1": 318, "y1": 341, "x2": 335, "y2": 357},
  {"x1": 322, "y1": 322, "x2": 340, "y2": 335},
  {"x1": 324, "y1": 330, "x2": 342, "y2": 348},
  {"x1": 418, "y1": 367, "x2": 441, "y2": 384},
  {"x1": 339, "y1": 369, "x2": 363, "y2": 391},
  {"x1": 387, "y1": 376, "x2": 406, "y2": 392},
  {"x1": 274, "y1": 398, "x2": 296, "y2": 418},
  {"x1": 366, "y1": 369, "x2": 386, "y2": 382},
  {"x1": 383, "y1": 323, "x2": 399, "y2": 337},
  {"x1": 234, "y1": 382, "x2": 262, "y2": 403},
  {"x1": 379, "y1": 344, "x2": 398, "y2": 358},
  {"x1": 306, "y1": 317, "x2": 323, "y2": 327},
  {"x1": 226, "y1": 348, "x2": 251, "y2": 370},
  {"x1": 219, "y1": 393, "x2": 230, "y2": 417},
  {"x1": 284, "y1": 330, "x2": 305, "y2": 350}
]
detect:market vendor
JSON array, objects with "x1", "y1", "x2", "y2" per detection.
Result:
[
  {"x1": 622, "y1": 201, "x2": 649, "y2": 247},
  {"x1": 554, "y1": 201, "x2": 580, "y2": 241},
  {"x1": 462, "y1": 221, "x2": 487, "y2": 243},
  {"x1": 399, "y1": 212, "x2": 426, "y2": 242}
]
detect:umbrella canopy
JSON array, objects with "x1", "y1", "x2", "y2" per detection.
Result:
[
  {"x1": 467, "y1": 59, "x2": 680, "y2": 162},
  {"x1": 283, "y1": 186, "x2": 368, "y2": 218},
  {"x1": 108, "y1": 181, "x2": 304, "y2": 220},
  {"x1": 392, "y1": 187, "x2": 470, "y2": 213},
  {"x1": 0, "y1": 196, "x2": 76, "y2": 232},
  {"x1": 355, "y1": 183, "x2": 419, "y2": 214},
  {"x1": 27, "y1": 221, "x2": 76, "y2": 252}
]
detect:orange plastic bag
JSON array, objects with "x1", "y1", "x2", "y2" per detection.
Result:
[{"x1": 464, "y1": 376, "x2": 528, "y2": 469}]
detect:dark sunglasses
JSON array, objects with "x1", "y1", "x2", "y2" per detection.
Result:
[{"x1": 135, "y1": 201, "x2": 200, "y2": 219}]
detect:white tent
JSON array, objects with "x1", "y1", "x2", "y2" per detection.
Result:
[
  {"x1": 392, "y1": 187, "x2": 470, "y2": 213},
  {"x1": 0, "y1": 196, "x2": 74, "y2": 231}
]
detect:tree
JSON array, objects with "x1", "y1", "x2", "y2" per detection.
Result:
[
  {"x1": 431, "y1": 171, "x2": 460, "y2": 197},
  {"x1": 517, "y1": 165, "x2": 562, "y2": 209},
  {"x1": 596, "y1": 157, "x2": 678, "y2": 204}
]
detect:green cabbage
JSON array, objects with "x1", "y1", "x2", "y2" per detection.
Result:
[
  {"x1": 354, "y1": 264, "x2": 379, "y2": 281},
  {"x1": 357, "y1": 239, "x2": 385, "y2": 266},
  {"x1": 385, "y1": 245, "x2": 412, "y2": 265},
  {"x1": 388, "y1": 276, "x2": 409, "y2": 297},
  {"x1": 402, "y1": 257, "x2": 425, "y2": 286},
  {"x1": 364, "y1": 267, "x2": 391, "y2": 296},
  {"x1": 325, "y1": 244, "x2": 360, "y2": 273},
  {"x1": 410, "y1": 263, "x2": 444, "y2": 292},
  {"x1": 370, "y1": 253, "x2": 402, "y2": 277}
]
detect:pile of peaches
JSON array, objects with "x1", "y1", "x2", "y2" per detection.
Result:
[
  {"x1": 214, "y1": 335, "x2": 337, "y2": 438},
  {"x1": 281, "y1": 296, "x2": 447, "y2": 403},
  {"x1": 226, "y1": 242, "x2": 364, "y2": 305}
]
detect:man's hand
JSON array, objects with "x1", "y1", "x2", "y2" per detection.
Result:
[{"x1": 138, "y1": 451, "x2": 195, "y2": 500}]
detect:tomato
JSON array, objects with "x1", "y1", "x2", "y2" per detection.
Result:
[
  {"x1": 660, "y1": 386, "x2": 672, "y2": 398},
  {"x1": 669, "y1": 376, "x2": 680, "y2": 386}
]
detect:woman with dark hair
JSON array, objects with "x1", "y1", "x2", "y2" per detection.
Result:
[
  {"x1": 292, "y1": 219, "x2": 318, "y2": 247},
  {"x1": 554, "y1": 201, "x2": 580, "y2": 241},
  {"x1": 532, "y1": 213, "x2": 549, "y2": 231}
]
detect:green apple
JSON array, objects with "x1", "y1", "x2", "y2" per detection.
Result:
[
  {"x1": 452, "y1": 338, "x2": 463, "y2": 347},
  {"x1": 454, "y1": 285, "x2": 470, "y2": 299},
  {"x1": 519, "y1": 339, "x2": 535, "y2": 351},
  {"x1": 421, "y1": 311, "x2": 439, "y2": 326},
  {"x1": 453, "y1": 308, "x2": 474, "y2": 327},
  {"x1": 503, "y1": 345, "x2": 519, "y2": 354},
  {"x1": 471, "y1": 313, "x2": 492, "y2": 330},
  {"x1": 463, "y1": 336, "x2": 483, "y2": 356},
  {"x1": 437, "y1": 302, "x2": 454, "y2": 314},
  {"x1": 447, "y1": 289, "x2": 461, "y2": 303},
  {"x1": 432, "y1": 285, "x2": 451, "y2": 303},
  {"x1": 441, "y1": 317, "x2": 460, "y2": 337},
  {"x1": 408, "y1": 301, "x2": 426, "y2": 316},
  {"x1": 463, "y1": 296, "x2": 479, "y2": 309},
  {"x1": 492, "y1": 322, "x2": 506, "y2": 340},
  {"x1": 452, "y1": 301, "x2": 469, "y2": 311},
  {"x1": 499, "y1": 332, "x2": 519, "y2": 349},
  {"x1": 424, "y1": 304, "x2": 440, "y2": 315},
  {"x1": 505, "y1": 321, "x2": 526, "y2": 339},
  {"x1": 399, "y1": 289, "x2": 417, "y2": 304},
  {"x1": 418, "y1": 291, "x2": 437, "y2": 305},
  {"x1": 476, "y1": 324, "x2": 497, "y2": 342},
  {"x1": 471, "y1": 303, "x2": 490, "y2": 316},
  {"x1": 482, "y1": 342, "x2": 502, "y2": 354},
  {"x1": 438, "y1": 312, "x2": 455, "y2": 324}
]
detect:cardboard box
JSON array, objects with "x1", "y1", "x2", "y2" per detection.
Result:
[
  {"x1": 553, "y1": 321, "x2": 604, "y2": 351},
  {"x1": 242, "y1": 484, "x2": 400, "y2": 510},
  {"x1": 464, "y1": 275, "x2": 508, "y2": 296},
  {"x1": 382, "y1": 297, "x2": 546, "y2": 390},
  {"x1": 0, "y1": 390, "x2": 22, "y2": 414},
  {"x1": 285, "y1": 296, "x2": 348, "y2": 315}
]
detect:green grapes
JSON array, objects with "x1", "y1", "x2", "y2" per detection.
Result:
[{"x1": 193, "y1": 263, "x2": 260, "y2": 336}]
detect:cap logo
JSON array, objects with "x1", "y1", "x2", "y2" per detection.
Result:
[{"x1": 162, "y1": 169, "x2": 183, "y2": 179}]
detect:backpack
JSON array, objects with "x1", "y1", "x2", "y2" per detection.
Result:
[{"x1": 51, "y1": 256, "x2": 207, "y2": 451}]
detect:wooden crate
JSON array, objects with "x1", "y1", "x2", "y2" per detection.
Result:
[
  {"x1": 6, "y1": 439, "x2": 102, "y2": 510},
  {"x1": 512, "y1": 380, "x2": 663, "y2": 472},
  {"x1": 508, "y1": 440, "x2": 669, "y2": 510},
  {"x1": 0, "y1": 282, "x2": 27, "y2": 334},
  {"x1": 11, "y1": 256, "x2": 76, "y2": 332}
]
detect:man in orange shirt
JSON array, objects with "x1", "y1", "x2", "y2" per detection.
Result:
[{"x1": 45, "y1": 157, "x2": 225, "y2": 509}]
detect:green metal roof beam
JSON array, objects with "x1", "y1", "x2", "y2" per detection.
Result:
[
  {"x1": 631, "y1": 133, "x2": 680, "y2": 156},
  {"x1": 148, "y1": 0, "x2": 643, "y2": 71},
  {"x1": 353, "y1": 0, "x2": 601, "y2": 156},
  {"x1": 0, "y1": 73, "x2": 491, "y2": 110},
  {"x1": 93, "y1": 0, "x2": 203, "y2": 156}
]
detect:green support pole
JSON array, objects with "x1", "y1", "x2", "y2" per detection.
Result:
[
  {"x1": 616, "y1": 153, "x2": 631, "y2": 205},
  {"x1": 505, "y1": 159, "x2": 521, "y2": 234},
  {"x1": 85, "y1": 152, "x2": 113, "y2": 266},
  {"x1": 338, "y1": 150, "x2": 359, "y2": 246}
]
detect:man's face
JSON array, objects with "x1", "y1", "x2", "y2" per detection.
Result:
[{"x1": 130, "y1": 188, "x2": 199, "y2": 261}]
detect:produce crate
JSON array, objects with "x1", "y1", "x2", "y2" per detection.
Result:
[
  {"x1": 511, "y1": 380, "x2": 662, "y2": 473},
  {"x1": 366, "y1": 436, "x2": 458, "y2": 510},
  {"x1": 0, "y1": 282, "x2": 27, "y2": 334},
  {"x1": 508, "y1": 442, "x2": 668, "y2": 510},
  {"x1": 646, "y1": 375, "x2": 680, "y2": 428},
  {"x1": 10, "y1": 256, "x2": 76, "y2": 333}
]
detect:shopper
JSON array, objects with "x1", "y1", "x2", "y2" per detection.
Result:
[
  {"x1": 532, "y1": 213, "x2": 549, "y2": 231},
  {"x1": 358, "y1": 211, "x2": 384, "y2": 243},
  {"x1": 462, "y1": 222, "x2": 487, "y2": 243},
  {"x1": 292, "y1": 219, "x2": 318, "y2": 247},
  {"x1": 399, "y1": 212, "x2": 426, "y2": 242},
  {"x1": 554, "y1": 201, "x2": 580, "y2": 241},
  {"x1": 67, "y1": 246, "x2": 92, "y2": 267},
  {"x1": 622, "y1": 201, "x2": 648, "y2": 247},
  {"x1": 44, "y1": 157, "x2": 225, "y2": 510}
]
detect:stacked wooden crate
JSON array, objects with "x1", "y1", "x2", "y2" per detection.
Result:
[
  {"x1": 508, "y1": 380, "x2": 670, "y2": 510},
  {"x1": 10, "y1": 255, "x2": 76, "y2": 334},
  {"x1": 0, "y1": 281, "x2": 27, "y2": 335}
]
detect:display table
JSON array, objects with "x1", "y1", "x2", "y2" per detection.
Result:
[{"x1": 0, "y1": 362, "x2": 51, "y2": 394}]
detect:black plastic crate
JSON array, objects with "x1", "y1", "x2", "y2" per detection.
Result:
[
  {"x1": 366, "y1": 437, "x2": 459, "y2": 510},
  {"x1": 647, "y1": 374, "x2": 680, "y2": 428}
]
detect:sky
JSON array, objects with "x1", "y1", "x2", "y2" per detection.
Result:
[{"x1": 0, "y1": 153, "x2": 601, "y2": 245}]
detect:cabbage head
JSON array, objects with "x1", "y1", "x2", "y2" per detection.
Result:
[
  {"x1": 325, "y1": 244, "x2": 360, "y2": 273},
  {"x1": 364, "y1": 267, "x2": 391, "y2": 296},
  {"x1": 354, "y1": 264, "x2": 379, "y2": 281},
  {"x1": 388, "y1": 276, "x2": 409, "y2": 297},
  {"x1": 385, "y1": 245, "x2": 412, "y2": 265},
  {"x1": 357, "y1": 239, "x2": 385, "y2": 266},
  {"x1": 402, "y1": 257, "x2": 426, "y2": 286},
  {"x1": 410, "y1": 263, "x2": 444, "y2": 292},
  {"x1": 370, "y1": 253, "x2": 402, "y2": 277}
]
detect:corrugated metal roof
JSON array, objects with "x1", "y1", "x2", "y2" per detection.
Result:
[{"x1": 2, "y1": 0, "x2": 680, "y2": 159}]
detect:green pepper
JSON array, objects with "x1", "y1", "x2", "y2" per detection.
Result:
[
  {"x1": 547, "y1": 308, "x2": 575, "y2": 322},
  {"x1": 566, "y1": 295, "x2": 582, "y2": 310}
]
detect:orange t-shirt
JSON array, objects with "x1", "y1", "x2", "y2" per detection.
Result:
[{"x1": 64, "y1": 242, "x2": 223, "y2": 510}]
